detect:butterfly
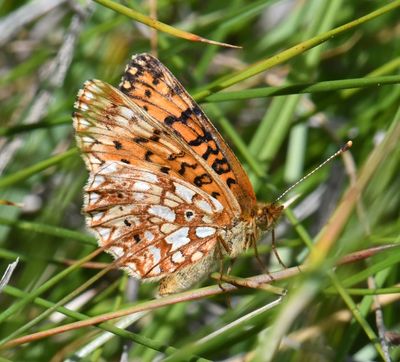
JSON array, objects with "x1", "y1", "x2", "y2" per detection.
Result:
[{"x1": 73, "y1": 53, "x2": 283, "y2": 295}]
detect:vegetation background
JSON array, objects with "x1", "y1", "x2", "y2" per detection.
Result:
[{"x1": 0, "y1": 0, "x2": 399, "y2": 361}]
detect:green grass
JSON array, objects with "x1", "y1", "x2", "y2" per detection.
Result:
[{"x1": 0, "y1": 1, "x2": 399, "y2": 361}]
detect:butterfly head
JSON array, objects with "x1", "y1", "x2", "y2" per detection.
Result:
[{"x1": 255, "y1": 203, "x2": 284, "y2": 231}]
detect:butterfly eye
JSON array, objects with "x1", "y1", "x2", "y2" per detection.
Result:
[{"x1": 184, "y1": 210, "x2": 195, "y2": 222}]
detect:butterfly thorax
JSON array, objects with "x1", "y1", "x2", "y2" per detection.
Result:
[
  {"x1": 254, "y1": 202, "x2": 284, "y2": 231},
  {"x1": 220, "y1": 202, "x2": 283, "y2": 258}
]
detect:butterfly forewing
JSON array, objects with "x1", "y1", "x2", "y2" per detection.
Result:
[{"x1": 119, "y1": 53, "x2": 256, "y2": 216}]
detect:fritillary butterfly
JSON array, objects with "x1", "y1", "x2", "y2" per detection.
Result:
[{"x1": 73, "y1": 54, "x2": 283, "y2": 295}]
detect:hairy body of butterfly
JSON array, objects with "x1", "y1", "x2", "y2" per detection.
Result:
[{"x1": 73, "y1": 53, "x2": 283, "y2": 295}]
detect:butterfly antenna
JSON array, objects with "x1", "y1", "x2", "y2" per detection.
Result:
[{"x1": 275, "y1": 140, "x2": 353, "y2": 203}]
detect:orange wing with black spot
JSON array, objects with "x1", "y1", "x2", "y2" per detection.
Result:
[{"x1": 119, "y1": 53, "x2": 256, "y2": 217}]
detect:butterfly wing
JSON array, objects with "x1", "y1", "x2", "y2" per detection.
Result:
[{"x1": 119, "y1": 53, "x2": 256, "y2": 217}]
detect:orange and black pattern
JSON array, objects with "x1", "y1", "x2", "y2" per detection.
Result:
[{"x1": 119, "y1": 54, "x2": 256, "y2": 217}]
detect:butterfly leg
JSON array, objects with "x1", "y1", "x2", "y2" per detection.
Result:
[
  {"x1": 215, "y1": 237, "x2": 234, "y2": 306},
  {"x1": 226, "y1": 257, "x2": 236, "y2": 276},
  {"x1": 213, "y1": 234, "x2": 285, "y2": 295},
  {"x1": 271, "y1": 228, "x2": 287, "y2": 268},
  {"x1": 250, "y1": 233, "x2": 267, "y2": 273},
  {"x1": 215, "y1": 240, "x2": 227, "y2": 292}
]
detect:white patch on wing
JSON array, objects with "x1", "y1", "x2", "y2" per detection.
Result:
[
  {"x1": 172, "y1": 251, "x2": 185, "y2": 264},
  {"x1": 128, "y1": 66, "x2": 137, "y2": 75},
  {"x1": 210, "y1": 196, "x2": 224, "y2": 212},
  {"x1": 141, "y1": 171, "x2": 158, "y2": 183},
  {"x1": 191, "y1": 251, "x2": 203, "y2": 262},
  {"x1": 133, "y1": 181, "x2": 151, "y2": 192},
  {"x1": 102, "y1": 162, "x2": 118, "y2": 174},
  {"x1": 77, "y1": 102, "x2": 89, "y2": 111},
  {"x1": 82, "y1": 136, "x2": 94, "y2": 144},
  {"x1": 161, "y1": 223, "x2": 179, "y2": 234},
  {"x1": 164, "y1": 198, "x2": 179, "y2": 208},
  {"x1": 126, "y1": 263, "x2": 140, "y2": 278},
  {"x1": 131, "y1": 123, "x2": 152, "y2": 136},
  {"x1": 165, "y1": 227, "x2": 190, "y2": 251},
  {"x1": 83, "y1": 90, "x2": 94, "y2": 100},
  {"x1": 195, "y1": 200, "x2": 213, "y2": 214},
  {"x1": 91, "y1": 175, "x2": 105, "y2": 188},
  {"x1": 83, "y1": 80, "x2": 94, "y2": 88},
  {"x1": 133, "y1": 192, "x2": 145, "y2": 201},
  {"x1": 165, "y1": 192, "x2": 183, "y2": 204},
  {"x1": 109, "y1": 246, "x2": 124, "y2": 258},
  {"x1": 87, "y1": 155, "x2": 102, "y2": 165},
  {"x1": 120, "y1": 106, "x2": 134, "y2": 119},
  {"x1": 89, "y1": 192, "x2": 100, "y2": 203},
  {"x1": 146, "y1": 194, "x2": 161, "y2": 204},
  {"x1": 92, "y1": 211, "x2": 105, "y2": 222},
  {"x1": 149, "y1": 246, "x2": 161, "y2": 264},
  {"x1": 150, "y1": 217, "x2": 162, "y2": 224},
  {"x1": 97, "y1": 227, "x2": 111, "y2": 240},
  {"x1": 79, "y1": 118, "x2": 91, "y2": 127},
  {"x1": 195, "y1": 227, "x2": 216, "y2": 238},
  {"x1": 113, "y1": 115, "x2": 129, "y2": 127},
  {"x1": 137, "y1": 59, "x2": 146, "y2": 66},
  {"x1": 148, "y1": 205, "x2": 176, "y2": 222},
  {"x1": 174, "y1": 183, "x2": 196, "y2": 203},
  {"x1": 144, "y1": 231, "x2": 154, "y2": 241}
]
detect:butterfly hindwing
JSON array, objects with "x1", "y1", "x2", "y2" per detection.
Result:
[{"x1": 83, "y1": 161, "x2": 228, "y2": 281}]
